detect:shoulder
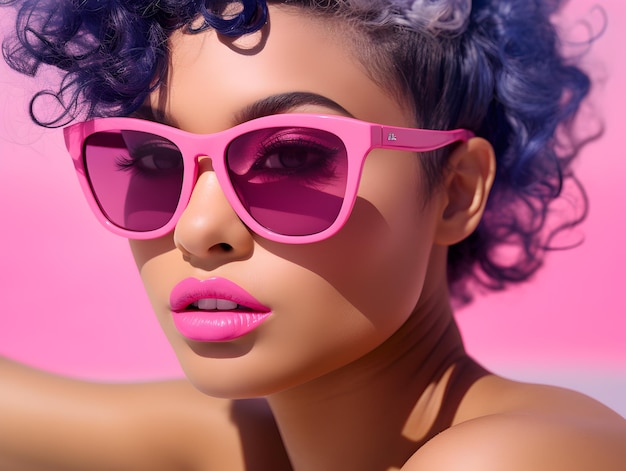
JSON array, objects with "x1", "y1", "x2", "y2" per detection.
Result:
[
  {"x1": 403, "y1": 379, "x2": 626, "y2": 471},
  {"x1": 111, "y1": 380, "x2": 290, "y2": 471},
  {"x1": 403, "y1": 410, "x2": 626, "y2": 471}
]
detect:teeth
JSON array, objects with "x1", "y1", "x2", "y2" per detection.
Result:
[
  {"x1": 217, "y1": 299, "x2": 239, "y2": 310},
  {"x1": 194, "y1": 299, "x2": 239, "y2": 311}
]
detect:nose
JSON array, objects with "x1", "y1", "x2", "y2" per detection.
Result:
[{"x1": 173, "y1": 158, "x2": 254, "y2": 263}]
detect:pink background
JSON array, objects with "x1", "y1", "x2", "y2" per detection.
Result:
[{"x1": 1, "y1": 2, "x2": 624, "y2": 413}]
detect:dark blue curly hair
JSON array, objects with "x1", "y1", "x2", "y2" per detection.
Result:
[
  {"x1": 1, "y1": 0, "x2": 268, "y2": 125},
  {"x1": 0, "y1": 0, "x2": 596, "y2": 303}
]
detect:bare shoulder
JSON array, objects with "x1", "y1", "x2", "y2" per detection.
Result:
[
  {"x1": 403, "y1": 377, "x2": 626, "y2": 471},
  {"x1": 0, "y1": 358, "x2": 289, "y2": 471},
  {"x1": 116, "y1": 380, "x2": 290, "y2": 471}
]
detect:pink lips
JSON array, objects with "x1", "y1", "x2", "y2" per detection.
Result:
[{"x1": 169, "y1": 277, "x2": 271, "y2": 342}]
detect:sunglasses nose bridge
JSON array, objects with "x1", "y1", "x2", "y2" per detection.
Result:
[
  {"x1": 186, "y1": 135, "x2": 230, "y2": 176},
  {"x1": 180, "y1": 140, "x2": 235, "y2": 213}
]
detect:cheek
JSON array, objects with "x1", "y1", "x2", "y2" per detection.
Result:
[
  {"x1": 327, "y1": 152, "x2": 435, "y2": 319},
  {"x1": 128, "y1": 237, "x2": 180, "y2": 310},
  {"x1": 266, "y1": 151, "x2": 437, "y2": 349}
]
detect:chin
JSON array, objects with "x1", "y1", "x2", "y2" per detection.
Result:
[{"x1": 169, "y1": 341, "x2": 295, "y2": 399}]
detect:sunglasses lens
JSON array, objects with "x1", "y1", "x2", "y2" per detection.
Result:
[
  {"x1": 84, "y1": 130, "x2": 184, "y2": 232},
  {"x1": 227, "y1": 127, "x2": 348, "y2": 236}
]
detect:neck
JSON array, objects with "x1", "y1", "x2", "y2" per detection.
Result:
[{"x1": 266, "y1": 285, "x2": 478, "y2": 471}]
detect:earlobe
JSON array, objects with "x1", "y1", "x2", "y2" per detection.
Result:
[{"x1": 434, "y1": 137, "x2": 496, "y2": 246}]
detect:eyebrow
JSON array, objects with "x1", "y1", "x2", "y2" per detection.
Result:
[
  {"x1": 132, "y1": 91, "x2": 354, "y2": 127},
  {"x1": 234, "y1": 92, "x2": 355, "y2": 124}
]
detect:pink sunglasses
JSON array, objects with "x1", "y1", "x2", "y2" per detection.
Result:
[{"x1": 64, "y1": 113, "x2": 473, "y2": 244}]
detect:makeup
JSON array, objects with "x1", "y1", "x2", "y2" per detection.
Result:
[{"x1": 170, "y1": 277, "x2": 271, "y2": 342}]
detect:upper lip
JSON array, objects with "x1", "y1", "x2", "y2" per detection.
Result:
[{"x1": 170, "y1": 277, "x2": 270, "y2": 312}]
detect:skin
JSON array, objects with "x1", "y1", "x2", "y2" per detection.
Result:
[{"x1": 1, "y1": 5, "x2": 625, "y2": 471}]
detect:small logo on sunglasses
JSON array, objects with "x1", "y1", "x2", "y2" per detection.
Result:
[{"x1": 387, "y1": 133, "x2": 398, "y2": 141}]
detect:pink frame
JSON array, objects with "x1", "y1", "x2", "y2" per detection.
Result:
[{"x1": 64, "y1": 113, "x2": 473, "y2": 244}]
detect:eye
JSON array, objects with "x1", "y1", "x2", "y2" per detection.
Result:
[
  {"x1": 252, "y1": 129, "x2": 341, "y2": 174},
  {"x1": 226, "y1": 127, "x2": 346, "y2": 185},
  {"x1": 260, "y1": 141, "x2": 327, "y2": 171},
  {"x1": 133, "y1": 146, "x2": 182, "y2": 171},
  {"x1": 116, "y1": 142, "x2": 183, "y2": 175}
]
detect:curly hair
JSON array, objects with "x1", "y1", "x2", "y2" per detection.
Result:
[{"x1": 0, "y1": 0, "x2": 596, "y2": 303}]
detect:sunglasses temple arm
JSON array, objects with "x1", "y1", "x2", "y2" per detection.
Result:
[
  {"x1": 377, "y1": 126, "x2": 474, "y2": 152},
  {"x1": 63, "y1": 125, "x2": 86, "y2": 171}
]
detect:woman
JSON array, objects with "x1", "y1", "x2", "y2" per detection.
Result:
[{"x1": 1, "y1": 0, "x2": 624, "y2": 470}]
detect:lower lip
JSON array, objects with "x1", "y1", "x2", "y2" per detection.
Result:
[{"x1": 172, "y1": 310, "x2": 271, "y2": 342}]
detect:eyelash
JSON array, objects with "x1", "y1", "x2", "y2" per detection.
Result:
[
  {"x1": 114, "y1": 144, "x2": 182, "y2": 176},
  {"x1": 251, "y1": 135, "x2": 340, "y2": 178}
]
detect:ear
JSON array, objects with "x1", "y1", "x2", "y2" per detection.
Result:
[{"x1": 434, "y1": 137, "x2": 496, "y2": 246}]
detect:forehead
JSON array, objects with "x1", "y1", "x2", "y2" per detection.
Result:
[{"x1": 155, "y1": 5, "x2": 412, "y2": 131}]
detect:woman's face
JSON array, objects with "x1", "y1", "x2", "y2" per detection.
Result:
[{"x1": 129, "y1": 6, "x2": 447, "y2": 398}]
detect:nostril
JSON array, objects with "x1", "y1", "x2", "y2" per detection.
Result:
[{"x1": 218, "y1": 243, "x2": 233, "y2": 252}]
